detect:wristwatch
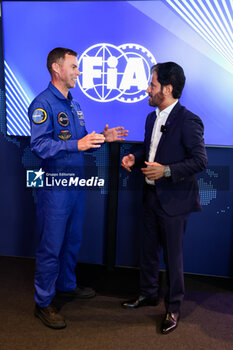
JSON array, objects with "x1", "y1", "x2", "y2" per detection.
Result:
[{"x1": 164, "y1": 165, "x2": 171, "y2": 178}]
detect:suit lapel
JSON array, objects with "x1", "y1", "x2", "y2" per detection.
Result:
[
  {"x1": 147, "y1": 111, "x2": 156, "y2": 140},
  {"x1": 145, "y1": 111, "x2": 156, "y2": 157},
  {"x1": 155, "y1": 102, "x2": 181, "y2": 159}
]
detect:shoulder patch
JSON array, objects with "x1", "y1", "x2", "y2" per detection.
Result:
[{"x1": 32, "y1": 108, "x2": 47, "y2": 124}]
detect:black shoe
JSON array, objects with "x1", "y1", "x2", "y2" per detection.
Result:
[
  {"x1": 56, "y1": 286, "x2": 96, "y2": 299},
  {"x1": 34, "y1": 304, "x2": 66, "y2": 329},
  {"x1": 121, "y1": 295, "x2": 159, "y2": 309},
  {"x1": 161, "y1": 312, "x2": 180, "y2": 334}
]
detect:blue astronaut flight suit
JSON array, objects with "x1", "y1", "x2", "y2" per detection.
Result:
[{"x1": 29, "y1": 82, "x2": 88, "y2": 307}]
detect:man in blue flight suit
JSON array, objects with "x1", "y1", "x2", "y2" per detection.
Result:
[{"x1": 28, "y1": 47, "x2": 128, "y2": 329}]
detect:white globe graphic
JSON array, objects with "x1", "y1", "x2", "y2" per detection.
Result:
[
  {"x1": 77, "y1": 43, "x2": 156, "y2": 103},
  {"x1": 77, "y1": 43, "x2": 129, "y2": 102}
]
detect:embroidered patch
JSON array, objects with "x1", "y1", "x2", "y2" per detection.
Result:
[
  {"x1": 58, "y1": 130, "x2": 72, "y2": 141},
  {"x1": 58, "y1": 112, "x2": 70, "y2": 127},
  {"x1": 79, "y1": 120, "x2": 85, "y2": 126},
  {"x1": 77, "y1": 111, "x2": 84, "y2": 119},
  {"x1": 32, "y1": 109, "x2": 47, "y2": 124}
]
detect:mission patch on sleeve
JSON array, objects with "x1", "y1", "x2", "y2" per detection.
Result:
[{"x1": 32, "y1": 108, "x2": 48, "y2": 124}]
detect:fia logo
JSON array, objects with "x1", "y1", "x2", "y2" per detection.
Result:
[
  {"x1": 26, "y1": 168, "x2": 45, "y2": 188},
  {"x1": 77, "y1": 43, "x2": 156, "y2": 103}
]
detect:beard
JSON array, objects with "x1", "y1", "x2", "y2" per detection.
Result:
[{"x1": 148, "y1": 90, "x2": 165, "y2": 107}]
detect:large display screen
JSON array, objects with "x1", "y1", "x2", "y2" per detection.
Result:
[{"x1": 2, "y1": 0, "x2": 233, "y2": 145}]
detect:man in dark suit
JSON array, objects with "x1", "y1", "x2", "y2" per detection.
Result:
[{"x1": 121, "y1": 62, "x2": 207, "y2": 334}]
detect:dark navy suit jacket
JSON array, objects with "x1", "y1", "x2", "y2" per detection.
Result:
[{"x1": 134, "y1": 102, "x2": 208, "y2": 216}]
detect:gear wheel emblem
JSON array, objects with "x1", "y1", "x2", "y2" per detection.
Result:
[
  {"x1": 77, "y1": 43, "x2": 156, "y2": 103},
  {"x1": 117, "y1": 44, "x2": 156, "y2": 103}
]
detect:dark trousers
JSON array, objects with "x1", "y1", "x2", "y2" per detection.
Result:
[{"x1": 140, "y1": 186, "x2": 189, "y2": 313}]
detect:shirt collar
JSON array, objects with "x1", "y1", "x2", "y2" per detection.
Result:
[
  {"x1": 156, "y1": 99, "x2": 178, "y2": 118},
  {"x1": 48, "y1": 82, "x2": 73, "y2": 101}
]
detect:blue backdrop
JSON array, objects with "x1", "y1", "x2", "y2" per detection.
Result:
[
  {"x1": 0, "y1": 1, "x2": 232, "y2": 278},
  {"x1": 2, "y1": 0, "x2": 233, "y2": 145}
]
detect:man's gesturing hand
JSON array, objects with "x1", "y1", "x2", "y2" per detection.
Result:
[
  {"x1": 141, "y1": 161, "x2": 165, "y2": 180},
  {"x1": 77, "y1": 131, "x2": 105, "y2": 151},
  {"x1": 121, "y1": 154, "x2": 135, "y2": 172},
  {"x1": 103, "y1": 124, "x2": 129, "y2": 142}
]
